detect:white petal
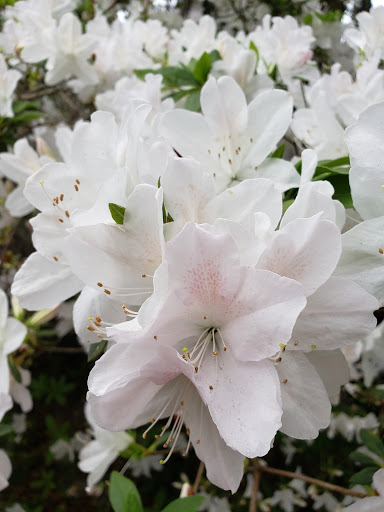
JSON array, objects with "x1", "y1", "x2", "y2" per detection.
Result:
[
  {"x1": 257, "y1": 215, "x2": 341, "y2": 296},
  {"x1": 4, "y1": 318, "x2": 26, "y2": 355},
  {"x1": 0, "y1": 393, "x2": 12, "y2": 421},
  {"x1": 290, "y1": 276, "x2": 378, "y2": 351},
  {"x1": 11, "y1": 252, "x2": 82, "y2": 310},
  {"x1": 343, "y1": 497, "x2": 384, "y2": 512},
  {"x1": 277, "y1": 351, "x2": 331, "y2": 439},
  {"x1": 249, "y1": 158, "x2": 300, "y2": 193},
  {"x1": 0, "y1": 450, "x2": 11, "y2": 491}
]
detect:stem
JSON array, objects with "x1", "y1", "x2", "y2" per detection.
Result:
[
  {"x1": 249, "y1": 461, "x2": 261, "y2": 512},
  {"x1": 192, "y1": 461, "x2": 205, "y2": 494},
  {"x1": 252, "y1": 465, "x2": 367, "y2": 499},
  {"x1": 39, "y1": 346, "x2": 85, "y2": 354},
  {"x1": 19, "y1": 86, "x2": 62, "y2": 100}
]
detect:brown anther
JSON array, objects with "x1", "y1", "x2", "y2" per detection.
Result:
[
  {"x1": 163, "y1": 443, "x2": 168, "y2": 448},
  {"x1": 379, "y1": 248, "x2": 383, "y2": 254},
  {"x1": 182, "y1": 452, "x2": 187, "y2": 457},
  {"x1": 60, "y1": 194, "x2": 64, "y2": 201},
  {"x1": 53, "y1": 256, "x2": 58, "y2": 261},
  {"x1": 151, "y1": 418, "x2": 155, "y2": 423},
  {"x1": 213, "y1": 173, "x2": 216, "y2": 177},
  {"x1": 212, "y1": 351, "x2": 218, "y2": 356},
  {"x1": 228, "y1": 159, "x2": 232, "y2": 164},
  {"x1": 209, "y1": 385, "x2": 213, "y2": 390},
  {"x1": 276, "y1": 357, "x2": 282, "y2": 363},
  {"x1": 74, "y1": 184, "x2": 79, "y2": 191},
  {"x1": 223, "y1": 347, "x2": 227, "y2": 351},
  {"x1": 222, "y1": 146, "x2": 226, "y2": 151},
  {"x1": 87, "y1": 326, "x2": 95, "y2": 331},
  {"x1": 161, "y1": 425, "x2": 166, "y2": 430},
  {"x1": 142, "y1": 274, "x2": 147, "y2": 278},
  {"x1": 54, "y1": 197, "x2": 59, "y2": 204},
  {"x1": 194, "y1": 366, "x2": 199, "y2": 373},
  {"x1": 97, "y1": 282, "x2": 103, "y2": 287},
  {"x1": 65, "y1": 210, "x2": 70, "y2": 218},
  {"x1": 294, "y1": 341, "x2": 299, "y2": 346},
  {"x1": 218, "y1": 153, "x2": 221, "y2": 158},
  {"x1": 94, "y1": 321, "x2": 101, "y2": 327},
  {"x1": 154, "y1": 335, "x2": 158, "y2": 340},
  {"x1": 182, "y1": 354, "x2": 187, "y2": 360},
  {"x1": 186, "y1": 428, "x2": 190, "y2": 435},
  {"x1": 155, "y1": 435, "x2": 160, "y2": 439},
  {"x1": 58, "y1": 218, "x2": 64, "y2": 223},
  {"x1": 250, "y1": 138, "x2": 253, "y2": 142},
  {"x1": 96, "y1": 316, "x2": 101, "y2": 322},
  {"x1": 104, "y1": 289, "x2": 111, "y2": 295},
  {"x1": 208, "y1": 149, "x2": 211, "y2": 154},
  {"x1": 254, "y1": 166, "x2": 258, "y2": 170},
  {"x1": 203, "y1": 316, "x2": 207, "y2": 319},
  {"x1": 235, "y1": 149, "x2": 239, "y2": 155},
  {"x1": 76, "y1": 179, "x2": 80, "y2": 185},
  {"x1": 170, "y1": 438, "x2": 174, "y2": 443},
  {"x1": 196, "y1": 440, "x2": 200, "y2": 444},
  {"x1": 181, "y1": 401, "x2": 184, "y2": 406},
  {"x1": 142, "y1": 433, "x2": 147, "y2": 439},
  {"x1": 97, "y1": 334, "x2": 103, "y2": 338},
  {"x1": 283, "y1": 379, "x2": 288, "y2": 384},
  {"x1": 237, "y1": 146, "x2": 241, "y2": 151}
]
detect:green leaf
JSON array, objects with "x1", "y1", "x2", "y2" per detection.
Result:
[
  {"x1": 88, "y1": 340, "x2": 107, "y2": 363},
  {"x1": 360, "y1": 429, "x2": 384, "y2": 460},
  {"x1": 349, "y1": 450, "x2": 381, "y2": 466},
  {"x1": 0, "y1": 424, "x2": 13, "y2": 436},
  {"x1": 209, "y1": 49, "x2": 221, "y2": 65},
  {"x1": 109, "y1": 203, "x2": 126, "y2": 224},
  {"x1": 161, "y1": 496, "x2": 206, "y2": 512},
  {"x1": 270, "y1": 144, "x2": 285, "y2": 159},
  {"x1": 303, "y1": 13, "x2": 313, "y2": 25},
  {"x1": 135, "y1": 66, "x2": 198, "y2": 88},
  {"x1": 185, "y1": 90, "x2": 201, "y2": 112},
  {"x1": 8, "y1": 356, "x2": 21, "y2": 382},
  {"x1": 350, "y1": 466, "x2": 377, "y2": 485},
  {"x1": 10, "y1": 111, "x2": 46, "y2": 123},
  {"x1": 12, "y1": 100, "x2": 40, "y2": 114},
  {"x1": 318, "y1": 156, "x2": 350, "y2": 168},
  {"x1": 249, "y1": 41, "x2": 260, "y2": 65},
  {"x1": 109, "y1": 471, "x2": 143, "y2": 512},
  {"x1": 326, "y1": 174, "x2": 353, "y2": 208},
  {"x1": 193, "y1": 52, "x2": 211, "y2": 84}
]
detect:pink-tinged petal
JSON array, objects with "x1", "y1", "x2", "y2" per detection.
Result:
[
  {"x1": 11, "y1": 252, "x2": 82, "y2": 310},
  {"x1": 192, "y1": 347, "x2": 282, "y2": 458},
  {"x1": 4, "y1": 318, "x2": 26, "y2": 355},
  {"x1": 306, "y1": 349, "x2": 349, "y2": 404},
  {"x1": 290, "y1": 277, "x2": 378, "y2": 351},
  {"x1": 215, "y1": 178, "x2": 282, "y2": 231},
  {"x1": 165, "y1": 223, "x2": 241, "y2": 318},
  {"x1": 336, "y1": 217, "x2": 384, "y2": 306},
  {"x1": 276, "y1": 351, "x2": 331, "y2": 439},
  {"x1": 257, "y1": 215, "x2": 341, "y2": 296},
  {"x1": 244, "y1": 89, "x2": 293, "y2": 166},
  {"x1": 222, "y1": 268, "x2": 306, "y2": 362},
  {"x1": 183, "y1": 388, "x2": 245, "y2": 493},
  {"x1": 200, "y1": 76, "x2": 248, "y2": 135}
]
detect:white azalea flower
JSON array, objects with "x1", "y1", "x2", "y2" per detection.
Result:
[
  {"x1": 78, "y1": 404, "x2": 133, "y2": 492},
  {"x1": 161, "y1": 76, "x2": 299, "y2": 192}
]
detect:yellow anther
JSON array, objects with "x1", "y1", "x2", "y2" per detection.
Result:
[{"x1": 311, "y1": 344, "x2": 317, "y2": 349}]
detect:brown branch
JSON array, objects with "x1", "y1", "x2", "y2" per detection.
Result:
[
  {"x1": 192, "y1": 461, "x2": 205, "y2": 494},
  {"x1": 251, "y1": 465, "x2": 367, "y2": 499},
  {"x1": 19, "y1": 86, "x2": 63, "y2": 100},
  {"x1": 249, "y1": 461, "x2": 262, "y2": 512}
]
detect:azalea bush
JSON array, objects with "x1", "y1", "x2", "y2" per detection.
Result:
[{"x1": 2, "y1": 0, "x2": 384, "y2": 511}]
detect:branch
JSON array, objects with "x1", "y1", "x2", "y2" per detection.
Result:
[
  {"x1": 19, "y1": 86, "x2": 63, "y2": 100},
  {"x1": 251, "y1": 464, "x2": 367, "y2": 499},
  {"x1": 249, "y1": 461, "x2": 261, "y2": 512},
  {"x1": 39, "y1": 346, "x2": 85, "y2": 354}
]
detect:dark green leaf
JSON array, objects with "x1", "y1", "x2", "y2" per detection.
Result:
[
  {"x1": 326, "y1": 174, "x2": 353, "y2": 209},
  {"x1": 109, "y1": 203, "x2": 126, "y2": 224},
  {"x1": 349, "y1": 450, "x2": 381, "y2": 466},
  {"x1": 161, "y1": 496, "x2": 206, "y2": 512},
  {"x1": 88, "y1": 340, "x2": 107, "y2": 363},
  {"x1": 360, "y1": 429, "x2": 384, "y2": 460},
  {"x1": 185, "y1": 90, "x2": 201, "y2": 112},
  {"x1": 193, "y1": 52, "x2": 211, "y2": 84},
  {"x1": 0, "y1": 424, "x2": 13, "y2": 436},
  {"x1": 350, "y1": 466, "x2": 377, "y2": 485},
  {"x1": 109, "y1": 471, "x2": 143, "y2": 512},
  {"x1": 209, "y1": 49, "x2": 221, "y2": 65},
  {"x1": 318, "y1": 156, "x2": 350, "y2": 168}
]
